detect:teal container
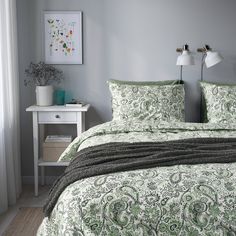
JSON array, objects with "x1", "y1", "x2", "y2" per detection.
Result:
[{"x1": 55, "y1": 90, "x2": 65, "y2": 105}]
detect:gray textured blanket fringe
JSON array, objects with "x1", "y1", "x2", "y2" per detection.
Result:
[{"x1": 44, "y1": 138, "x2": 236, "y2": 217}]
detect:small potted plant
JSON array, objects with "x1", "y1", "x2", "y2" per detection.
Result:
[{"x1": 25, "y1": 61, "x2": 64, "y2": 106}]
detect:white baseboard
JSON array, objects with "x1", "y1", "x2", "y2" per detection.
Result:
[{"x1": 22, "y1": 176, "x2": 59, "y2": 185}]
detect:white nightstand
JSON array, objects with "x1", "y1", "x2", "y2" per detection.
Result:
[{"x1": 26, "y1": 104, "x2": 90, "y2": 196}]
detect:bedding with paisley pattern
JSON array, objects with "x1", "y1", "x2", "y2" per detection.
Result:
[{"x1": 37, "y1": 120, "x2": 236, "y2": 236}]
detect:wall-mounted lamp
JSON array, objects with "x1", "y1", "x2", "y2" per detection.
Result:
[
  {"x1": 176, "y1": 44, "x2": 195, "y2": 81},
  {"x1": 197, "y1": 45, "x2": 223, "y2": 81}
]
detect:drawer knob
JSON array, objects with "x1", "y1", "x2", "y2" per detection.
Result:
[{"x1": 55, "y1": 115, "x2": 60, "y2": 119}]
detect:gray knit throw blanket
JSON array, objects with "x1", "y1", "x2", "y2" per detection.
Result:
[{"x1": 44, "y1": 138, "x2": 236, "y2": 217}]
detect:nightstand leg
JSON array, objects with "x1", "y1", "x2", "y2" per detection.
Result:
[
  {"x1": 33, "y1": 112, "x2": 39, "y2": 197},
  {"x1": 39, "y1": 123, "x2": 45, "y2": 186},
  {"x1": 34, "y1": 164, "x2": 38, "y2": 196},
  {"x1": 41, "y1": 166, "x2": 45, "y2": 185},
  {"x1": 77, "y1": 112, "x2": 82, "y2": 136},
  {"x1": 82, "y1": 112, "x2": 85, "y2": 132}
]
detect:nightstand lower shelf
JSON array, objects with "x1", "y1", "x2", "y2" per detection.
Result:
[{"x1": 38, "y1": 159, "x2": 69, "y2": 166}]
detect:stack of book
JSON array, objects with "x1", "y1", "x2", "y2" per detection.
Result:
[
  {"x1": 43, "y1": 135, "x2": 72, "y2": 161},
  {"x1": 65, "y1": 100, "x2": 85, "y2": 107},
  {"x1": 45, "y1": 135, "x2": 73, "y2": 143},
  {"x1": 65, "y1": 103, "x2": 84, "y2": 107}
]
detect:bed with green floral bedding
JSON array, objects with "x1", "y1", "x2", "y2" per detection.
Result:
[{"x1": 37, "y1": 121, "x2": 236, "y2": 236}]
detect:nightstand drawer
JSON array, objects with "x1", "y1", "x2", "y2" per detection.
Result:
[{"x1": 38, "y1": 111, "x2": 77, "y2": 123}]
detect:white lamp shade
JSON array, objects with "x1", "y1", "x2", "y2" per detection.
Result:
[
  {"x1": 176, "y1": 50, "x2": 195, "y2": 66},
  {"x1": 205, "y1": 51, "x2": 223, "y2": 68}
]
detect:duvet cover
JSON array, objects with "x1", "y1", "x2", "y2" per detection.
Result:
[{"x1": 37, "y1": 121, "x2": 236, "y2": 236}]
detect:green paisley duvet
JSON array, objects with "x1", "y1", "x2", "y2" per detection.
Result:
[{"x1": 37, "y1": 121, "x2": 236, "y2": 236}]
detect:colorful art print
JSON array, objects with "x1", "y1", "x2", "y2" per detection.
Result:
[{"x1": 44, "y1": 11, "x2": 82, "y2": 64}]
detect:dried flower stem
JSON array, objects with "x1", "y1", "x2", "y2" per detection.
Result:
[{"x1": 24, "y1": 62, "x2": 64, "y2": 86}]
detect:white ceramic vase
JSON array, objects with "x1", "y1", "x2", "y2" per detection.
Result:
[{"x1": 36, "y1": 85, "x2": 53, "y2": 106}]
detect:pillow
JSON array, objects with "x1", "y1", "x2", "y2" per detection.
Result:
[
  {"x1": 108, "y1": 79, "x2": 185, "y2": 122},
  {"x1": 200, "y1": 81, "x2": 236, "y2": 123}
]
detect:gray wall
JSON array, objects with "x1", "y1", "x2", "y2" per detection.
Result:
[{"x1": 17, "y1": 0, "x2": 236, "y2": 178}]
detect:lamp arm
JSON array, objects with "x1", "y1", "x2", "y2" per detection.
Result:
[
  {"x1": 200, "y1": 52, "x2": 206, "y2": 122},
  {"x1": 200, "y1": 53, "x2": 206, "y2": 81},
  {"x1": 180, "y1": 65, "x2": 183, "y2": 81}
]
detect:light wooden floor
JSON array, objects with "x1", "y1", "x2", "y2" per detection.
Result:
[
  {"x1": 0, "y1": 185, "x2": 50, "y2": 236},
  {"x1": 2, "y1": 207, "x2": 44, "y2": 236}
]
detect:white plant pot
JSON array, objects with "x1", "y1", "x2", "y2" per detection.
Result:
[{"x1": 36, "y1": 85, "x2": 53, "y2": 106}]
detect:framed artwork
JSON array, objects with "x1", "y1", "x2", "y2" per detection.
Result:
[{"x1": 44, "y1": 11, "x2": 83, "y2": 64}]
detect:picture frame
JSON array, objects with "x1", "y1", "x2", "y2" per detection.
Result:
[{"x1": 44, "y1": 11, "x2": 83, "y2": 64}]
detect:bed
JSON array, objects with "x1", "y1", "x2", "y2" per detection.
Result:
[
  {"x1": 37, "y1": 120, "x2": 236, "y2": 235},
  {"x1": 37, "y1": 80, "x2": 236, "y2": 235}
]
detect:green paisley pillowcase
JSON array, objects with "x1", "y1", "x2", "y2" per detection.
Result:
[
  {"x1": 108, "y1": 79, "x2": 185, "y2": 122},
  {"x1": 200, "y1": 81, "x2": 236, "y2": 123}
]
